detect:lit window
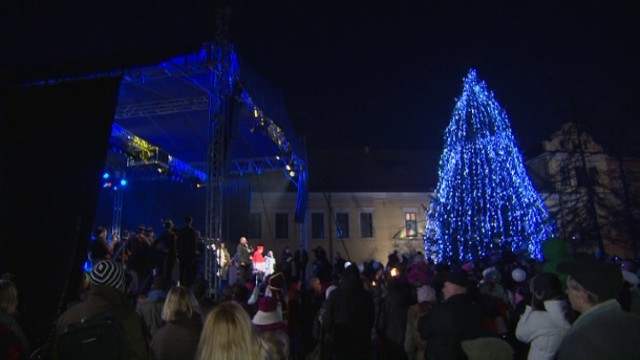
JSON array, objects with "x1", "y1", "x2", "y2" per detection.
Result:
[{"x1": 405, "y1": 212, "x2": 418, "y2": 238}]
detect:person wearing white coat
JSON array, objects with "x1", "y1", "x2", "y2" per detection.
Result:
[
  {"x1": 264, "y1": 250, "x2": 277, "y2": 277},
  {"x1": 516, "y1": 272, "x2": 571, "y2": 360}
]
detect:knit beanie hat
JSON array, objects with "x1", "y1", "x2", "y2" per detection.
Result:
[{"x1": 90, "y1": 260, "x2": 125, "y2": 290}]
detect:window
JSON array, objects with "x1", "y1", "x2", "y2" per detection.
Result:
[
  {"x1": 311, "y1": 213, "x2": 325, "y2": 239},
  {"x1": 405, "y1": 212, "x2": 418, "y2": 238},
  {"x1": 249, "y1": 213, "x2": 262, "y2": 239},
  {"x1": 335, "y1": 212, "x2": 350, "y2": 238},
  {"x1": 360, "y1": 212, "x2": 373, "y2": 238},
  {"x1": 275, "y1": 213, "x2": 289, "y2": 239}
]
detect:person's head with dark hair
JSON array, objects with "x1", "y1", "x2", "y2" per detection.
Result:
[
  {"x1": 163, "y1": 219, "x2": 174, "y2": 230},
  {"x1": 559, "y1": 258, "x2": 623, "y2": 313},
  {"x1": 530, "y1": 272, "x2": 565, "y2": 311},
  {"x1": 185, "y1": 215, "x2": 193, "y2": 225},
  {"x1": 343, "y1": 263, "x2": 360, "y2": 281},
  {"x1": 94, "y1": 226, "x2": 107, "y2": 239}
]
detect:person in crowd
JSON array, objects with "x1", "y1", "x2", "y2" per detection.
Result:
[
  {"x1": 541, "y1": 237, "x2": 574, "y2": 290},
  {"x1": 145, "y1": 227, "x2": 155, "y2": 246},
  {"x1": 54, "y1": 260, "x2": 149, "y2": 360},
  {"x1": 618, "y1": 264, "x2": 640, "y2": 316},
  {"x1": 154, "y1": 220, "x2": 177, "y2": 281},
  {"x1": 476, "y1": 267, "x2": 511, "y2": 337},
  {"x1": 262, "y1": 329, "x2": 290, "y2": 360},
  {"x1": 136, "y1": 275, "x2": 169, "y2": 337},
  {"x1": 312, "y1": 246, "x2": 332, "y2": 284},
  {"x1": 216, "y1": 241, "x2": 231, "y2": 291},
  {"x1": 110, "y1": 229, "x2": 129, "y2": 263},
  {"x1": 515, "y1": 272, "x2": 571, "y2": 360},
  {"x1": 418, "y1": 270, "x2": 484, "y2": 360},
  {"x1": 265, "y1": 272, "x2": 288, "y2": 322},
  {"x1": 195, "y1": 301, "x2": 269, "y2": 360},
  {"x1": 280, "y1": 246, "x2": 294, "y2": 288},
  {"x1": 252, "y1": 295, "x2": 287, "y2": 333},
  {"x1": 176, "y1": 215, "x2": 200, "y2": 287},
  {"x1": 404, "y1": 285, "x2": 436, "y2": 360},
  {"x1": 321, "y1": 264, "x2": 375, "y2": 360},
  {"x1": 150, "y1": 285, "x2": 203, "y2": 360},
  {"x1": 387, "y1": 250, "x2": 400, "y2": 272},
  {"x1": 333, "y1": 252, "x2": 346, "y2": 277},
  {"x1": 294, "y1": 245, "x2": 309, "y2": 282},
  {"x1": 0, "y1": 275, "x2": 29, "y2": 358},
  {"x1": 557, "y1": 257, "x2": 640, "y2": 360},
  {"x1": 236, "y1": 236, "x2": 253, "y2": 285},
  {"x1": 264, "y1": 250, "x2": 276, "y2": 277},
  {"x1": 506, "y1": 267, "x2": 532, "y2": 359},
  {"x1": 89, "y1": 226, "x2": 110, "y2": 261},
  {"x1": 127, "y1": 224, "x2": 153, "y2": 296},
  {"x1": 377, "y1": 274, "x2": 412, "y2": 360}
]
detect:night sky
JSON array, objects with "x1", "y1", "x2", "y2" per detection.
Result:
[
  {"x1": 2, "y1": 1, "x2": 638, "y2": 157},
  {"x1": 229, "y1": 1, "x2": 639, "y2": 156}
]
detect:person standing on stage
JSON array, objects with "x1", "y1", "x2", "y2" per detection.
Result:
[
  {"x1": 236, "y1": 236, "x2": 252, "y2": 285},
  {"x1": 176, "y1": 215, "x2": 200, "y2": 288}
]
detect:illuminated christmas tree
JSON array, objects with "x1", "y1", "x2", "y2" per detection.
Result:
[{"x1": 425, "y1": 69, "x2": 555, "y2": 263}]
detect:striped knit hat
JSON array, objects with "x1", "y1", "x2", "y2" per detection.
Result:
[{"x1": 89, "y1": 260, "x2": 125, "y2": 290}]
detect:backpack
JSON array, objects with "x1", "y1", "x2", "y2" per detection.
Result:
[{"x1": 56, "y1": 312, "x2": 129, "y2": 360}]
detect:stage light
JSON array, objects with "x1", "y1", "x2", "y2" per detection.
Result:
[
  {"x1": 120, "y1": 179, "x2": 127, "y2": 186},
  {"x1": 289, "y1": 170, "x2": 296, "y2": 177},
  {"x1": 102, "y1": 172, "x2": 110, "y2": 179},
  {"x1": 102, "y1": 181, "x2": 112, "y2": 188}
]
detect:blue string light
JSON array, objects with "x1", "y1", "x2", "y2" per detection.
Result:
[{"x1": 426, "y1": 69, "x2": 555, "y2": 263}]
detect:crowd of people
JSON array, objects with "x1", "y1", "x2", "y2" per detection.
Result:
[{"x1": 2, "y1": 233, "x2": 640, "y2": 359}]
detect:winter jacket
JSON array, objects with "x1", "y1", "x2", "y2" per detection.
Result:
[
  {"x1": 515, "y1": 300, "x2": 570, "y2": 360},
  {"x1": 150, "y1": 312, "x2": 202, "y2": 360},
  {"x1": 557, "y1": 299, "x2": 640, "y2": 360},
  {"x1": 418, "y1": 293, "x2": 484, "y2": 360},
  {"x1": 55, "y1": 285, "x2": 150, "y2": 360}
]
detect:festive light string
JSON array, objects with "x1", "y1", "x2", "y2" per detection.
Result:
[{"x1": 425, "y1": 69, "x2": 555, "y2": 263}]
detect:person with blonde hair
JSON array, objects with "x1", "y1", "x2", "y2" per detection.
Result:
[
  {"x1": 195, "y1": 301, "x2": 269, "y2": 360},
  {"x1": 151, "y1": 285, "x2": 202, "y2": 360}
]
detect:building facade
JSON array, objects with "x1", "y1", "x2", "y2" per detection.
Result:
[{"x1": 527, "y1": 122, "x2": 640, "y2": 258}]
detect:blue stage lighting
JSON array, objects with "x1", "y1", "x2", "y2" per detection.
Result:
[
  {"x1": 102, "y1": 172, "x2": 110, "y2": 179},
  {"x1": 120, "y1": 179, "x2": 127, "y2": 186}
]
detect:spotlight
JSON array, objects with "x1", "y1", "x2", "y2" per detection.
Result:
[
  {"x1": 289, "y1": 170, "x2": 296, "y2": 177},
  {"x1": 102, "y1": 182, "x2": 112, "y2": 188},
  {"x1": 102, "y1": 172, "x2": 110, "y2": 179},
  {"x1": 120, "y1": 179, "x2": 127, "y2": 186}
]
